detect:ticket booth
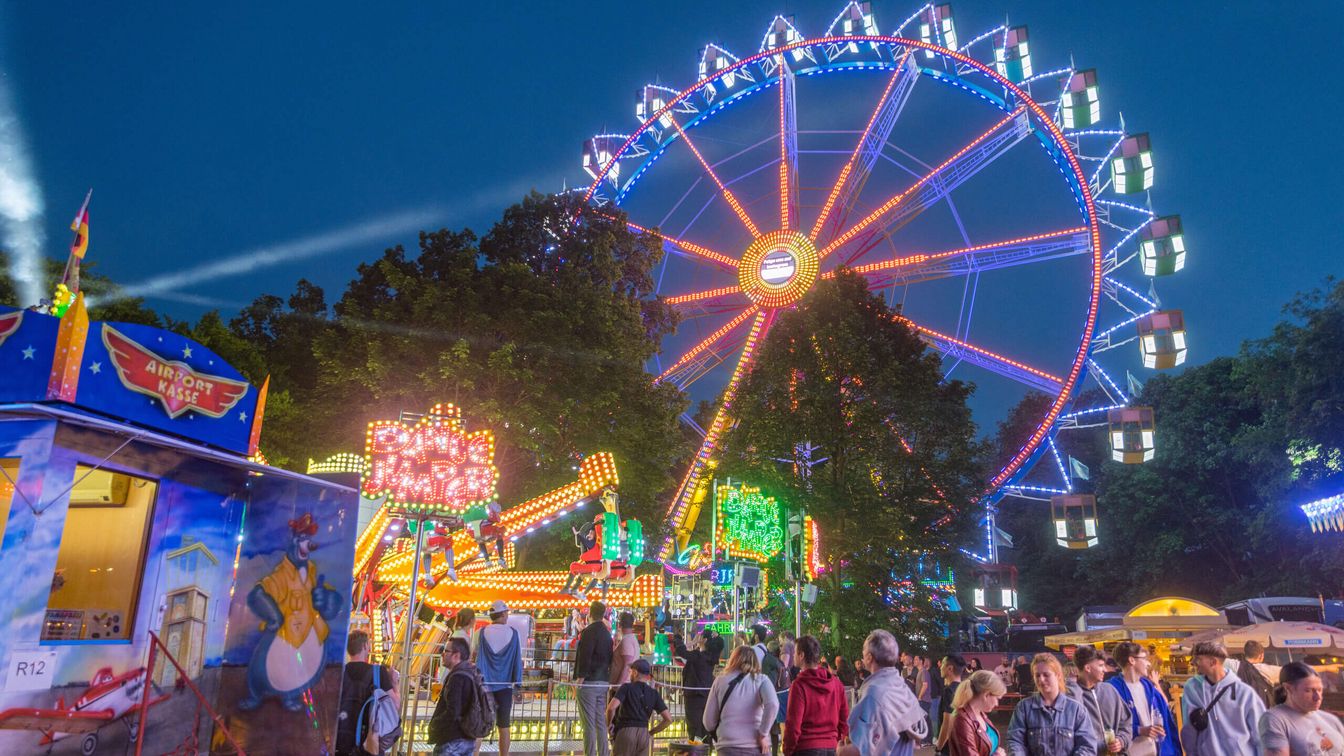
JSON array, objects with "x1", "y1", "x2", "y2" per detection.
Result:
[{"x1": 0, "y1": 301, "x2": 359, "y2": 754}]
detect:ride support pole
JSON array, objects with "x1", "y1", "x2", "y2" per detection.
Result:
[
  {"x1": 794, "y1": 579, "x2": 801, "y2": 638},
  {"x1": 395, "y1": 516, "x2": 427, "y2": 756},
  {"x1": 542, "y1": 679, "x2": 553, "y2": 756},
  {"x1": 134, "y1": 639, "x2": 158, "y2": 756}
]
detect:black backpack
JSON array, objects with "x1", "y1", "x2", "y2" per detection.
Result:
[
  {"x1": 449, "y1": 667, "x2": 497, "y2": 740},
  {"x1": 757, "y1": 645, "x2": 782, "y2": 687},
  {"x1": 1236, "y1": 660, "x2": 1275, "y2": 707}
]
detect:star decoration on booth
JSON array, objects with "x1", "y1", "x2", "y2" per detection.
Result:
[
  {"x1": 182, "y1": 345, "x2": 193, "y2": 358},
  {"x1": 21, "y1": 345, "x2": 34, "y2": 360},
  {"x1": 89, "y1": 361, "x2": 102, "y2": 374},
  {"x1": 239, "y1": 411, "x2": 248, "y2": 422}
]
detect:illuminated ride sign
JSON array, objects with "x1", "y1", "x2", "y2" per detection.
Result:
[
  {"x1": 737, "y1": 230, "x2": 819, "y2": 309},
  {"x1": 716, "y1": 483, "x2": 785, "y2": 562},
  {"x1": 102, "y1": 326, "x2": 251, "y2": 419},
  {"x1": 363, "y1": 403, "x2": 499, "y2": 517}
]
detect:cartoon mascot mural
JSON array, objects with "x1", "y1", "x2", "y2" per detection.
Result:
[{"x1": 240, "y1": 513, "x2": 344, "y2": 711}]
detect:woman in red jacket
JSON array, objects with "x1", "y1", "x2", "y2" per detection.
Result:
[
  {"x1": 784, "y1": 635, "x2": 850, "y2": 756},
  {"x1": 949, "y1": 670, "x2": 1008, "y2": 756}
]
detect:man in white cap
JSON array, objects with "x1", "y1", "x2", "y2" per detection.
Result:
[{"x1": 475, "y1": 600, "x2": 523, "y2": 756}]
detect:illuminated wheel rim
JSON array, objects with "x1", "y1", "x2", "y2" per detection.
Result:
[{"x1": 581, "y1": 26, "x2": 1113, "y2": 561}]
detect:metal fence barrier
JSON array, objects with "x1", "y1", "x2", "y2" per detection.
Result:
[{"x1": 389, "y1": 650, "x2": 710, "y2": 755}]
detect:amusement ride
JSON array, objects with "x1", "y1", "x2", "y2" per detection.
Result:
[{"x1": 577, "y1": 1, "x2": 1187, "y2": 593}]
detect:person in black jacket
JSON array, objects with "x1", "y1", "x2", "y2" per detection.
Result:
[
  {"x1": 673, "y1": 630, "x2": 717, "y2": 741},
  {"x1": 575, "y1": 600, "x2": 613, "y2": 756},
  {"x1": 428, "y1": 637, "x2": 480, "y2": 756},
  {"x1": 704, "y1": 629, "x2": 726, "y2": 666}
]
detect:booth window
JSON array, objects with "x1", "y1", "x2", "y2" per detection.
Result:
[
  {"x1": 42, "y1": 466, "x2": 157, "y2": 642},
  {"x1": 0, "y1": 459, "x2": 17, "y2": 545}
]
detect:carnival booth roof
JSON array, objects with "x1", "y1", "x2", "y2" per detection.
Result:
[
  {"x1": 1212, "y1": 622, "x2": 1344, "y2": 654},
  {"x1": 0, "y1": 302, "x2": 267, "y2": 457},
  {"x1": 1046, "y1": 596, "x2": 1229, "y2": 649}
]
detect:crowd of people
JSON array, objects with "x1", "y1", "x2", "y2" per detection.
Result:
[{"x1": 334, "y1": 603, "x2": 1344, "y2": 756}]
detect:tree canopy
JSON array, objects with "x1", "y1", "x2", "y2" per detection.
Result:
[{"x1": 716, "y1": 270, "x2": 986, "y2": 656}]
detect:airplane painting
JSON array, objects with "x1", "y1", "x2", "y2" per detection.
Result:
[{"x1": 0, "y1": 666, "x2": 169, "y2": 754}]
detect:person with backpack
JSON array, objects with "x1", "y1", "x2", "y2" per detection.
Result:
[
  {"x1": 475, "y1": 600, "x2": 524, "y2": 756},
  {"x1": 704, "y1": 646, "x2": 780, "y2": 756},
  {"x1": 606, "y1": 659, "x2": 672, "y2": 756},
  {"x1": 336, "y1": 630, "x2": 401, "y2": 756},
  {"x1": 753, "y1": 625, "x2": 783, "y2": 688},
  {"x1": 1238, "y1": 642, "x2": 1277, "y2": 710},
  {"x1": 429, "y1": 637, "x2": 493, "y2": 756}
]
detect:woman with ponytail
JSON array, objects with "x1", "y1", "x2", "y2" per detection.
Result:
[
  {"x1": 949, "y1": 670, "x2": 1007, "y2": 756},
  {"x1": 1259, "y1": 662, "x2": 1344, "y2": 756}
]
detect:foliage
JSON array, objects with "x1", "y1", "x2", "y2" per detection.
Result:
[
  {"x1": 995, "y1": 279, "x2": 1344, "y2": 618},
  {"x1": 716, "y1": 270, "x2": 985, "y2": 658}
]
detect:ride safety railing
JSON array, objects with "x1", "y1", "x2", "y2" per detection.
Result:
[
  {"x1": 385, "y1": 649, "x2": 710, "y2": 755},
  {"x1": 135, "y1": 630, "x2": 247, "y2": 756}
]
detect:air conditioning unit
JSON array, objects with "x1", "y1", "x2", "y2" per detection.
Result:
[{"x1": 69, "y1": 470, "x2": 131, "y2": 506}]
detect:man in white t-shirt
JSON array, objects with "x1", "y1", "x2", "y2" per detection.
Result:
[
  {"x1": 995, "y1": 657, "x2": 1016, "y2": 690},
  {"x1": 610, "y1": 611, "x2": 641, "y2": 685}
]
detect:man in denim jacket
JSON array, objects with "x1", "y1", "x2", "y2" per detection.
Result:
[{"x1": 1008, "y1": 654, "x2": 1097, "y2": 756}]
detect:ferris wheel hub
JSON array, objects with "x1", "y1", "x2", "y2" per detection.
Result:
[{"x1": 737, "y1": 229, "x2": 820, "y2": 308}]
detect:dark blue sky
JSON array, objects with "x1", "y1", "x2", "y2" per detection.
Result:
[{"x1": 5, "y1": 0, "x2": 1342, "y2": 367}]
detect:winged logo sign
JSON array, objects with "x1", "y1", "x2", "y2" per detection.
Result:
[
  {"x1": 0, "y1": 311, "x2": 20, "y2": 349},
  {"x1": 102, "y1": 326, "x2": 250, "y2": 419}
]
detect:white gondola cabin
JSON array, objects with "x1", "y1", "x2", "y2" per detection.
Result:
[
  {"x1": 1137, "y1": 310, "x2": 1187, "y2": 369},
  {"x1": 1109, "y1": 407, "x2": 1155, "y2": 463},
  {"x1": 1051, "y1": 494, "x2": 1099, "y2": 549}
]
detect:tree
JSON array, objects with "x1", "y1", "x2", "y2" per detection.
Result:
[
  {"x1": 717, "y1": 270, "x2": 985, "y2": 657},
  {"x1": 295, "y1": 192, "x2": 688, "y2": 566}
]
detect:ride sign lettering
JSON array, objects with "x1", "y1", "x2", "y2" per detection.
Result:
[{"x1": 362, "y1": 403, "x2": 499, "y2": 516}]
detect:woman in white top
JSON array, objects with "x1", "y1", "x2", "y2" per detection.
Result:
[
  {"x1": 1259, "y1": 662, "x2": 1344, "y2": 756},
  {"x1": 704, "y1": 646, "x2": 780, "y2": 756}
]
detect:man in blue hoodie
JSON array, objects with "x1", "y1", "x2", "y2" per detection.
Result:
[
  {"x1": 474, "y1": 600, "x2": 523, "y2": 756},
  {"x1": 1108, "y1": 642, "x2": 1181, "y2": 756},
  {"x1": 1179, "y1": 642, "x2": 1264, "y2": 756}
]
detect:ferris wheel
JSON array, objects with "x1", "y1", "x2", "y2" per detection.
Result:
[{"x1": 578, "y1": 2, "x2": 1187, "y2": 565}]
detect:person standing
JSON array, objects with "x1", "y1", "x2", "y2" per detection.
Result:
[
  {"x1": 1006, "y1": 653, "x2": 1096, "y2": 756},
  {"x1": 1066, "y1": 646, "x2": 1131, "y2": 755},
  {"x1": 1015, "y1": 657, "x2": 1034, "y2": 696},
  {"x1": 781, "y1": 632, "x2": 797, "y2": 673},
  {"x1": 839, "y1": 655, "x2": 858, "y2": 689},
  {"x1": 1259, "y1": 662, "x2": 1344, "y2": 756},
  {"x1": 843, "y1": 630, "x2": 928, "y2": 756},
  {"x1": 336, "y1": 630, "x2": 400, "y2": 756},
  {"x1": 611, "y1": 611, "x2": 641, "y2": 686},
  {"x1": 917, "y1": 657, "x2": 935, "y2": 737},
  {"x1": 707, "y1": 629, "x2": 727, "y2": 666},
  {"x1": 1108, "y1": 641, "x2": 1181, "y2": 756},
  {"x1": 704, "y1": 646, "x2": 780, "y2": 756},
  {"x1": 929, "y1": 656, "x2": 947, "y2": 744},
  {"x1": 427, "y1": 638, "x2": 482, "y2": 756},
  {"x1": 1180, "y1": 642, "x2": 1265, "y2": 756},
  {"x1": 784, "y1": 635, "x2": 850, "y2": 756},
  {"x1": 1238, "y1": 642, "x2": 1278, "y2": 710},
  {"x1": 575, "y1": 600, "x2": 614, "y2": 756},
  {"x1": 935, "y1": 655, "x2": 968, "y2": 756},
  {"x1": 950, "y1": 670, "x2": 1009, "y2": 756},
  {"x1": 474, "y1": 600, "x2": 523, "y2": 756},
  {"x1": 606, "y1": 659, "x2": 672, "y2": 756},
  {"x1": 674, "y1": 630, "x2": 717, "y2": 741},
  {"x1": 996, "y1": 657, "x2": 1016, "y2": 693}
]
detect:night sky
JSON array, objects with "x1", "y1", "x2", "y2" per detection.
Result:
[{"x1": 4, "y1": 0, "x2": 1342, "y2": 372}]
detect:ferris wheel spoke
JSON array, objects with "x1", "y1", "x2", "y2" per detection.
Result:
[
  {"x1": 841, "y1": 226, "x2": 1091, "y2": 288},
  {"x1": 655, "y1": 307, "x2": 758, "y2": 386},
  {"x1": 895, "y1": 315, "x2": 1064, "y2": 394},
  {"x1": 608, "y1": 216, "x2": 740, "y2": 272},
  {"x1": 820, "y1": 106, "x2": 1032, "y2": 265},
  {"x1": 658, "y1": 310, "x2": 772, "y2": 561},
  {"x1": 668, "y1": 115, "x2": 763, "y2": 238},
  {"x1": 665, "y1": 285, "x2": 750, "y2": 309},
  {"x1": 810, "y1": 48, "x2": 919, "y2": 243},
  {"x1": 778, "y1": 57, "x2": 800, "y2": 231}
]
